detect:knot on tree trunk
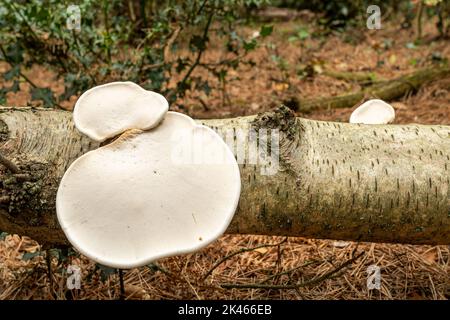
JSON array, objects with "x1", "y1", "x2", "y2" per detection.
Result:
[{"x1": 252, "y1": 105, "x2": 297, "y2": 140}]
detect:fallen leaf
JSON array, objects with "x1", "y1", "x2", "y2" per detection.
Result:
[
  {"x1": 273, "y1": 83, "x2": 289, "y2": 92},
  {"x1": 250, "y1": 103, "x2": 260, "y2": 111},
  {"x1": 333, "y1": 241, "x2": 350, "y2": 248},
  {"x1": 125, "y1": 284, "x2": 149, "y2": 300},
  {"x1": 389, "y1": 54, "x2": 397, "y2": 65},
  {"x1": 254, "y1": 247, "x2": 269, "y2": 254},
  {"x1": 422, "y1": 249, "x2": 437, "y2": 264},
  {"x1": 313, "y1": 64, "x2": 323, "y2": 74},
  {"x1": 391, "y1": 102, "x2": 408, "y2": 110}
]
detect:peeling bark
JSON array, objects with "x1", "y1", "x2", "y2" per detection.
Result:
[{"x1": 0, "y1": 106, "x2": 449, "y2": 245}]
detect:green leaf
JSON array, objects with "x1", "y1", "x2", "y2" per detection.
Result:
[
  {"x1": 22, "y1": 251, "x2": 41, "y2": 261},
  {"x1": 4, "y1": 44, "x2": 24, "y2": 64},
  {"x1": 243, "y1": 39, "x2": 257, "y2": 52},
  {"x1": 3, "y1": 65, "x2": 20, "y2": 81},
  {"x1": 260, "y1": 25, "x2": 273, "y2": 37},
  {"x1": 0, "y1": 90, "x2": 6, "y2": 105},
  {"x1": 0, "y1": 232, "x2": 8, "y2": 241},
  {"x1": 409, "y1": 58, "x2": 419, "y2": 66},
  {"x1": 146, "y1": 262, "x2": 169, "y2": 274},
  {"x1": 297, "y1": 29, "x2": 309, "y2": 40},
  {"x1": 31, "y1": 87, "x2": 55, "y2": 108},
  {"x1": 9, "y1": 80, "x2": 19, "y2": 93},
  {"x1": 176, "y1": 58, "x2": 189, "y2": 73},
  {"x1": 48, "y1": 248, "x2": 62, "y2": 260},
  {"x1": 147, "y1": 263, "x2": 160, "y2": 272},
  {"x1": 0, "y1": 80, "x2": 19, "y2": 104},
  {"x1": 190, "y1": 35, "x2": 207, "y2": 51},
  {"x1": 97, "y1": 264, "x2": 117, "y2": 282},
  {"x1": 199, "y1": 80, "x2": 211, "y2": 95}
]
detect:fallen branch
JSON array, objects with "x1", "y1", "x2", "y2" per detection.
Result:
[
  {"x1": 322, "y1": 70, "x2": 385, "y2": 85},
  {"x1": 255, "y1": 7, "x2": 310, "y2": 21},
  {"x1": 0, "y1": 107, "x2": 449, "y2": 245},
  {"x1": 203, "y1": 238, "x2": 287, "y2": 280},
  {"x1": 260, "y1": 260, "x2": 317, "y2": 284},
  {"x1": 291, "y1": 65, "x2": 450, "y2": 112},
  {"x1": 220, "y1": 252, "x2": 364, "y2": 290}
]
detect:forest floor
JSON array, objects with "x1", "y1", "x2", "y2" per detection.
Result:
[{"x1": 0, "y1": 15, "x2": 449, "y2": 299}]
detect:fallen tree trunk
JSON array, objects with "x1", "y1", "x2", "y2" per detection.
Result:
[
  {"x1": 322, "y1": 70, "x2": 385, "y2": 85},
  {"x1": 292, "y1": 65, "x2": 450, "y2": 112},
  {"x1": 0, "y1": 106, "x2": 449, "y2": 245}
]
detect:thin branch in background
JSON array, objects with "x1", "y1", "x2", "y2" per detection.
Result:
[
  {"x1": 71, "y1": 30, "x2": 97, "y2": 85},
  {"x1": 261, "y1": 260, "x2": 317, "y2": 284},
  {"x1": 197, "y1": 96, "x2": 210, "y2": 111},
  {"x1": 46, "y1": 250, "x2": 56, "y2": 299},
  {"x1": 103, "y1": 0, "x2": 112, "y2": 64},
  {"x1": 0, "y1": 44, "x2": 65, "y2": 109},
  {"x1": 6, "y1": 1, "x2": 40, "y2": 42},
  {"x1": 417, "y1": 1, "x2": 424, "y2": 40},
  {"x1": 167, "y1": 12, "x2": 214, "y2": 101},
  {"x1": 118, "y1": 269, "x2": 125, "y2": 300},
  {"x1": 203, "y1": 237, "x2": 288, "y2": 280},
  {"x1": 6, "y1": 1, "x2": 70, "y2": 73},
  {"x1": 199, "y1": 53, "x2": 245, "y2": 68},
  {"x1": 163, "y1": 26, "x2": 182, "y2": 63},
  {"x1": 140, "y1": 0, "x2": 148, "y2": 29},
  {"x1": 220, "y1": 251, "x2": 365, "y2": 290},
  {"x1": 138, "y1": 25, "x2": 182, "y2": 74},
  {"x1": 0, "y1": 44, "x2": 38, "y2": 89},
  {"x1": 128, "y1": 0, "x2": 136, "y2": 22},
  {"x1": 268, "y1": 239, "x2": 284, "y2": 285},
  {"x1": 197, "y1": 0, "x2": 209, "y2": 16}
]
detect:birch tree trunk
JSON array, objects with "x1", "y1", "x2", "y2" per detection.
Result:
[{"x1": 0, "y1": 106, "x2": 449, "y2": 245}]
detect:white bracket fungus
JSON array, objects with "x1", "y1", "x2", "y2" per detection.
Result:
[
  {"x1": 349, "y1": 99, "x2": 396, "y2": 124},
  {"x1": 57, "y1": 82, "x2": 241, "y2": 269},
  {"x1": 73, "y1": 81, "x2": 169, "y2": 142}
]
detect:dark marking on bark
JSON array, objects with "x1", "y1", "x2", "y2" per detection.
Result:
[{"x1": 0, "y1": 119, "x2": 8, "y2": 143}]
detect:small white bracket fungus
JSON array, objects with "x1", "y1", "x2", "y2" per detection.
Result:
[
  {"x1": 73, "y1": 82, "x2": 169, "y2": 142},
  {"x1": 349, "y1": 99, "x2": 395, "y2": 124},
  {"x1": 57, "y1": 109, "x2": 241, "y2": 269}
]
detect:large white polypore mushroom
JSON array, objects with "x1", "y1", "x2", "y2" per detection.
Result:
[
  {"x1": 57, "y1": 82, "x2": 241, "y2": 269},
  {"x1": 349, "y1": 99, "x2": 395, "y2": 124},
  {"x1": 73, "y1": 81, "x2": 169, "y2": 142}
]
